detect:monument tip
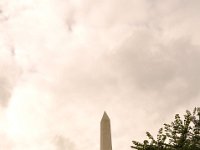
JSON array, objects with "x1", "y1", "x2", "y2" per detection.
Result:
[
  {"x1": 101, "y1": 111, "x2": 110, "y2": 120},
  {"x1": 100, "y1": 111, "x2": 112, "y2": 150}
]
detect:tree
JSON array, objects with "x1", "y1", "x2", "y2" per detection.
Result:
[{"x1": 131, "y1": 107, "x2": 200, "y2": 150}]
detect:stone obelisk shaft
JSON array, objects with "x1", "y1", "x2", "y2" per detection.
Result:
[{"x1": 100, "y1": 112, "x2": 112, "y2": 150}]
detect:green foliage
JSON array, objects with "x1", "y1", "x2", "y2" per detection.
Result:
[{"x1": 131, "y1": 107, "x2": 200, "y2": 150}]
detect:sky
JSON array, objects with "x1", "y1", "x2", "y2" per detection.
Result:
[{"x1": 0, "y1": 0, "x2": 200, "y2": 149}]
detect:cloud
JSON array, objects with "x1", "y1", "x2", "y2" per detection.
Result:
[
  {"x1": 53, "y1": 135, "x2": 75, "y2": 150},
  {"x1": 0, "y1": 0, "x2": 200, "y2": 150},
  {"x1": 0, "y1": 46, "x2": 19, "y2": 108},
  {"x1": 108, "y1": 0, "x2": 200, "y2": 110},
  {"x1": 0, "y1": 133, "x2": 13, "y2": 150},
  {"x1": 111, "y1": 33, "x2": 200, "y2": 102}
]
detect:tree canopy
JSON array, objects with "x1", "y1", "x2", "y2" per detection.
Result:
[{"x1": 131, "y1": 107, "x2": 200, "y2": 150}]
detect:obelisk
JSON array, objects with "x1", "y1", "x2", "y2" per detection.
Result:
[{"x1": 100, "y1": 111, "x2": 112, "y2": 150}]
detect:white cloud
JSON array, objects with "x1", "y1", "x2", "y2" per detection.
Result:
[{"x1": 0, "y1": 0, "x2": 200, "y2": 150}]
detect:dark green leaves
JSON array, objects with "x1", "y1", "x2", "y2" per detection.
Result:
[{"x1": 131, "y1": 107, "x2": 200, "y2": 150}]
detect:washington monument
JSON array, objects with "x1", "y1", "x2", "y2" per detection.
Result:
[{"x1": 100, "y1": 112, "x2": 112, "y2": 150}]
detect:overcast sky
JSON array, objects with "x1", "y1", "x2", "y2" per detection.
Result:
[{"x1": 0, "y1": 0, "x2": 200, "y2": 150}]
